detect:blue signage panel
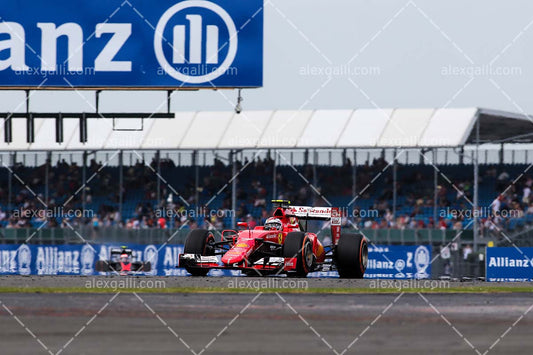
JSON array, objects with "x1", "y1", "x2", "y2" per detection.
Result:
[
  {"x1": 0, "y1": 244, "x2": 432, "y2": 278},
  {"x1": 0, "y1": 0, "x2": 263, "y2": 88},
  {"x1": 486, "y1": 247, "x2": 533, "y2": 282},
  {"x1": 0, "y1": 243, "x2": 239, "y2": 276},
  {"x1": 363, "y1": 245, "x2": 432, "y2": 279}
]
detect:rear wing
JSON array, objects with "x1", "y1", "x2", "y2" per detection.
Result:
[
  {"x1": 111, "y1": 248, "x2": 133, "y2": 255},
  {"x1": 286, "y1": 206, "x2": 342, "y2": 245},
  {"x1": 286, "y1": 206, "x2": 333, "y2": 220}
]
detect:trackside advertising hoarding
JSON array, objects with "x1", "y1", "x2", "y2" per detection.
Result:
[
  {"x1": 0, "y1": 244, "x2": 432, "y2": 278},
  {"x1": 0, "y1": 243, "x2": 191, "y2": 276},
  {"x1": 363, "y1": 245, "x2": 431, "y2": 279},
  {"x1": 0, "y1": 0, "x2": 263, "y2": 88},
  {"x1": 486, "y1": 247, "x2": 533, "y2": 282}
]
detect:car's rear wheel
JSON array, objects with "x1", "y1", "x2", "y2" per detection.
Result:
[
  {"x1": 142, "y1": 261, "x2": 152, "y2": 272},
  {"x1": 283, "y1": 232, "x2": 314, "y2": 277},
  {"x1": 335, "y1": 233, "x2": 368, "y2": 278},
  {"x1": 95, "y1": 260, "x2": 110, "y2": 272},
  {"x1": 184, "y1": 229, "x2": 215, "y2": 276},
  {"x1": 132, "y1": 261, "x2": 152, "y2": 272}
]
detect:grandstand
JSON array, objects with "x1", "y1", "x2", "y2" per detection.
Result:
[{"x1": 1, "y1": 108, "x2": 532, "y2": 250}]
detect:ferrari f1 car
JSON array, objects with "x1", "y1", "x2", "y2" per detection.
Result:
[
  {"x1": 95, "y1": 246, "x2": 151, "y2": 275},
  {"x1": 178, "y1": 200, "x2": 368, "y2": 278}
]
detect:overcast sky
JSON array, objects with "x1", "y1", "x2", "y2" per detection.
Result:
[{"x1": 2, "y1": 0, "x2": 533, "y2": 115}]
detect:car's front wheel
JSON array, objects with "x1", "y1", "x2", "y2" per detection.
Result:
[
  {"x1": 184, "y1": 229, "x2": 215, "y2": 276},
  {"x1": 283, "y1": 232, "x2": 314, "y2": 277}
]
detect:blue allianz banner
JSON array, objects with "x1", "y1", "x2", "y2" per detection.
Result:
[
  {"x1": 486, "y1": 247, "x2": 533, "y2": 282},
  {"x1": 0, "y1": 0, "x2": 263, "y2": 88},
  {"x1": 363, "y1": 245, "x2": 431, "y2": 279},
  {"x1": 0, "y1": 243, "x2": 432, "y2": 278},
  {"x1": 0, "y1": 243, "x2": 240, "y2": 276}
]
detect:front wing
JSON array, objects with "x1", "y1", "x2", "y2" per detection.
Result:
[
  {"x1": 178, "y1": 254, "x2": 335, "y2": 273},
  {"x1": 95, "y1": 260, "x2": 151, "y2": 273},
  {"x1": 179, "y1": 253, "x2": 296, "y2": 273}
]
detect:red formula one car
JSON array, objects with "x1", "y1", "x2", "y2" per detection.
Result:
[{"x1": 178, "y1": 200, "x2": 368, "y2": 278}]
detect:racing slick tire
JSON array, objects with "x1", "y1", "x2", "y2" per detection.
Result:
[
  {"x1": 335, "y1": 233, "x2": 368, "y2": 279},
  {"x1": 132, "y1": 262, "x2": 152, "y2": 272},
  {"x1": 283, "y1": 232, "x2": 314, "y2": 277},
  {"x1": 95, "y1": 260, "x2": 111, "y2": 272},
  {"x1": 184, "y1": 229, "x2": 216, "y2": 276},
  {"x1": 142, "y1": 262, "x2": 151, "y2": 272}
]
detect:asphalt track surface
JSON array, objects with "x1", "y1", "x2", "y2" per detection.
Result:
[
  {"x1": 0, "y1": 277, "x2": 532, "y2": 355},
  {"x1": 2, "y1": 275, "x2": 533, "y2": 290}
]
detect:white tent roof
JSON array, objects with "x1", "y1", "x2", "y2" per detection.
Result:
[{"x1": 0, "y1": 107, "x2": 530, "y2": 151}]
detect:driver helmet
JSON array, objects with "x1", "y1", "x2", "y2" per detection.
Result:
[
  {"x1": 264, "y1": 217, "x2": 282, "y2": 231},
  {"x1": 120, "y1": 253, "x2": 129, "y2": 263}
]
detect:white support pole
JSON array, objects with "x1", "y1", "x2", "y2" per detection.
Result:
[
  {"x1": 45, "y1": 151, "x2": 51, "y2": 205},
  {"x1": 273, "y1": 150, "x2": 277, "y2": 200},
  {"x1": 313, "y1": 149, "x2": 318, "y2": 205},
  {"x1": 392, "y1": 149, "x2": 397, "y2": 220},
  {"x1": 156, "y1": 150, "x2": 161, "y2": 206},
  {"x1": 231, "y1": 150, "x2": 237, "y2": 229},
  {"x1": 8, "y1": 152, "x2": 13, "y2": 210},
  {"x1": 473, "y1": 118, "x2": 480, "y2": 252},
  {"x1": 194, "y1": 151, "x2": 199, "y2": 207},
  {"x1": 119, "y1": 150, "x2": 123, "y2": 223},
  {"x1": 433, "y1": 149, "x2": 438, "y2": 227},
  {"x1": 82, "y1": 151, "x2": 87, "y2": 213},
  {"x1": 352, "y1": 149, "x2": 357, "y2": 201}
]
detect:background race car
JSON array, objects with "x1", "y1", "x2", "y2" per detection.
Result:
[{"x1": 95, "y1": 247, "x2": 151, "y2": 275}]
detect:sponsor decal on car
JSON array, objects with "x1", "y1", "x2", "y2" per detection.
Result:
[{"x1": 284, "y1": 257, "x2": 297, "y2": 270}]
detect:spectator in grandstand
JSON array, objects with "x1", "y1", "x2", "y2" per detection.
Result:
[
  {"x1": 246, "y1": 214, "x2": 257, "y2": 229},
  {"x1": 495, "y1": 171, "x2": 510, "y2": 196},
  {"x1": 523, "y1": 184, "x2": 531, "y2": 204},
  {"x1": 491, "y1": 195, "x2": 502, "y2": 216},
  {"x1": 2, "y1": 156, "x2": 533, "y2": 234},
  {"x1": 463, "y1": 244, "x2": 473, "y2": 260},
  {"x1": 157, "y1": 217, "x2": 166, "y2": 229},
  {"x1": 438, "y1": 218, "x2": 447, "y2": 230}
]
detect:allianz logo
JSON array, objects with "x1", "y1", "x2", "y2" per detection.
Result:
[
  {"x1": 35, "y1": 245, "x2": 94, "y2": 275},
  {"x1": 0, "y1": 2, "x2": 237, "y2": 83},
  {"x1": 162, "y1": 245, "x2": 183, "y2": 267},
  {"x1": 488, "y1": 257, "x2": 532, "y2": 268},
  {"x1": 0, "y1": 246, "x2": 30, "y2": 274},
  {"x1": 161, "y1": 245, "x2": 186, "y2": 276},
  {"x1": 0, "y1": 22, "x2": 133, "y2": 73},
  {"x1": 367, "y1": 259, "x2": 394, "y2": 269},
  {"x1": 172, "y1": 15, "x2": 220, "y2": 65}
]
